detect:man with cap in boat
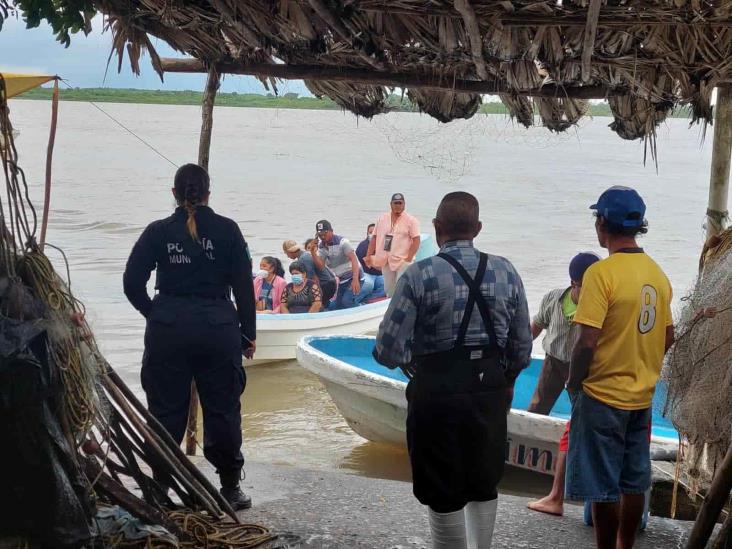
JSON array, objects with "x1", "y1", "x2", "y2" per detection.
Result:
[
  {"x1": 282, "y1": 238, "x2": 337, "y2": 306},
  {"x1": 309, "y1": 220, "x2": 364, "y2": 309},
  {"x1": 365, "y1": 193, "x2": 421, "y2": 297},
  {"x1": 374, "y1": 191, "x2": 532, "y2": 548},
  {"x1": 566, "y1": 186, "x2": 675, "y2": 549}
]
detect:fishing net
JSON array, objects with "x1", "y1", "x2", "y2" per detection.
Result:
[
  {"x1": 373, "y1": 111, "x2": 580, "y2": 183},
  {"x1": 0, "y1": 75, "x2": 276, "y2": 547},
  {"x1": 663, "y1": 227, "x2": 732, "y2": 497}
]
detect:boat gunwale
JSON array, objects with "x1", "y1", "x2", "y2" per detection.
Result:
[
  {"x1": 257, "y1": 300, "x2": 389, "y2": 329},
  {"x1": 296, "y1": 335, "x2": 679, "y2": 447}
]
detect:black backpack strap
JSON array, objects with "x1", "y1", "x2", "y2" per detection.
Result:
[{"x1": 438, "y1": 252, "x2": 499, "y2": 349}]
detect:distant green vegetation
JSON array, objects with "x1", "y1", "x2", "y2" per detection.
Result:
[{"x1": 17, "y1": 86, "x2": 688, "y2": 118}]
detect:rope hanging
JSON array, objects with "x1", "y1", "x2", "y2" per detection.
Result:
[{"x1": 0, "y1": 75, "x2": 274, "y2": 548}]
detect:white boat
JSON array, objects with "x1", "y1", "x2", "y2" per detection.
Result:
[
  {"x1": 296, "y1": 335, "x2": 679, "y2": 475},
  {"x1": 250, "y1": 233, "x2": 437, "y2": 365},
  {"x1": 252, "y1": 302, "x2": 389, "y2": 364}
]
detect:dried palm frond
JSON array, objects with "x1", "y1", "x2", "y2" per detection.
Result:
[{"x1": 90, "y1": 0, "x2": 732, "y2": 141}]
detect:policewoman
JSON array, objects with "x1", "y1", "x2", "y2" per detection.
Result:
[
  {"x1": 123, "y1": 164, "x2": 256, "y2": 510},
  {"x1": 374, "y1": 192, "x2": 532, "y2": 548}
]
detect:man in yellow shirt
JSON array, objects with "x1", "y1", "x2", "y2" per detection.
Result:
[{"x1": 566, "y1": 186, "x2": 675, "y2": 549}]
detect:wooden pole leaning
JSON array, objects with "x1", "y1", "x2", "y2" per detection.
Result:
[
  {"x1": 706, "y1": 84, "x2": 732, "y2": 240},
  {"x1": 39, "y1": 78, "x2": 59, "y2": 251},
  {"x1": 185, "y1": 67, "x2": 221, "y2": 457},
  {"x1": 686, "y1": 442, "x2": 732, "y2": 549}
]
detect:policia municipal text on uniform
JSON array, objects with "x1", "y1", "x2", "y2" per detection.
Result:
[{"x1": 123, "y1": 164, "x2": 256, "y2": 510}]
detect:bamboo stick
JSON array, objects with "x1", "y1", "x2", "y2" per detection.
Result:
[
  {"x1": 103, "y1": 376, "x2": 225, "y2": 517},
  {"x1": 686, "y1": 442, "x2": 732, "y2": 549},
  {"x1": 105, "y1": 368, "x2": 241, "y2": 523},
  {"x1": 160, "y1": 58, "x2": 615, "y2": 100},
  {"x1": 83, "y1": 458, "x2": 186, "y2": 539}
]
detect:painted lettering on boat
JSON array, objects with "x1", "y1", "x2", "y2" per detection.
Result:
[{"x1": 505, "y1": 437, "x2": 555, "y2": 473}]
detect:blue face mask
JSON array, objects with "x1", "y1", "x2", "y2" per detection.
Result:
[{"x1": 291, "y1": 274, "x2": 304, "y2": 285}]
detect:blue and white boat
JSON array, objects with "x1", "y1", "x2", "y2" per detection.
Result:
[
  {"x1": 296, "y1": 335, "x2": 679, "y2": 475},
  {"x1": 252, "y1": 234, "x2": 437, "y2": 365}
]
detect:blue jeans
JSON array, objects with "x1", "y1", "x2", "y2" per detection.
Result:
[
  {"x1": 566, "y1": 391, "x2": 652, "y2": 503},
  {"x1": 355, "y1": 273, "x2": 385, "y2": 304},
  {"x1": 328, "y1": 277, "x2": 365, "y2": 310}
]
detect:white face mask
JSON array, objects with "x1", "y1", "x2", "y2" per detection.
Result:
[{"x1": 257, "y1": 269, "x2": 269, "y2": 279}]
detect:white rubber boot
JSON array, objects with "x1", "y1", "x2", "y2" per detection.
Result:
[
  {"x1": 428, "y1": 507, "x2": 468, "y2": 549},
  {"x1": 464, "y1": 499, "x2": 498, "y2": 549}
]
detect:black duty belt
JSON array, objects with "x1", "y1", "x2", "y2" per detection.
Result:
[{"x1": 159, "y1": 291, "x2": 228, "y2": 300}]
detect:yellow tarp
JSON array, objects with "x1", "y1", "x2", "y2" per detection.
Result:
[{"x1": 0, "y1": 73, "x2": 56, "y2": 99}]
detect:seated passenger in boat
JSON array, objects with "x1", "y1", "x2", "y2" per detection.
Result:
[
  {"x1": 280, "y1": 261, "x2": 322, "y2": 314},
  {"x1": 356, "y1": 223, "x2": 386, "y2": 304},
  {"x1": 310, "y1": 220, "x2": 364, "y2": 310},
  {"x1": 283, "y1": 238, "x2": 337, "y2": 306},
  {"x1": 254, "y1": 256, "x2": 287, "y2": 314}
]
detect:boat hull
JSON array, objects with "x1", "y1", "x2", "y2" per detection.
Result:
[
  {"x1": 297, "y1": 336, "x2": 678, "y2": 475},
  {"x1": 249, "y1": 301, "x2": 389, "y2": 365}
]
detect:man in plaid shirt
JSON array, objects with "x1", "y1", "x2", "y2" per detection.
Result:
[{"x1": 374, "y1": 192, "x2": 532, "y2": 549}]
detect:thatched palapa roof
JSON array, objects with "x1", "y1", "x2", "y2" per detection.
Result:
[{"x1": 98, "y1": 0, "x2": 732, "y2": 139}]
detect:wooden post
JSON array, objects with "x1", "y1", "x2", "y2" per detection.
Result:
[
  {"x1": 706, "y1": 84, "x2": 732, "y2": 240},
  {"x1": 39, "y1": 78, "x2": 59, "y2": 251},
  {"x1": 686, "y1": 442, "x2": 732, "y2": 549},
  {"x1": 198, "y1": 67, "x2": 220, "y2": 171},
  {"x1": 710, "y1": 509, "x2": 731, "y2": 549},
  {"x1": 185, "y1": 68, "x2": 220, "y2": 456}
]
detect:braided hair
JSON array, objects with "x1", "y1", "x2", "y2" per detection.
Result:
[{"x1": 173, "y1": 164, "x2": 210, "y2": 243}]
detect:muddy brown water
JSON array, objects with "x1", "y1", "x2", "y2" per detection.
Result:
[{"x1": 8, "y1": 99, "x2": 719, "y2": 495}]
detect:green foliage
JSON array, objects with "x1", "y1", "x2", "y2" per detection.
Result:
[
  {"x1": 0, "y1": 0, "x2": 95, "y2": 46},
  {"x1": 16, "y1": 86, "x2": 691, "y2": 119}
]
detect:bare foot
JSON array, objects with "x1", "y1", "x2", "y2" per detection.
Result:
[{"x1": 527, "y1": 495, "x2": 564, "y2": 516}]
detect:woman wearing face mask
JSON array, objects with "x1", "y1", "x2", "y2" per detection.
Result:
[
  {"x1": 280, "y1": 261, "x2": 323, "y2": 314},
  {"x1": 254, "y1": 256, "x2": 287, "y2": 314}
]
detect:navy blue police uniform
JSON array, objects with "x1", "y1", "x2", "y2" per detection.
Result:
[{"x1": 123, "y1": 205, "x2": 255, "y2": 476}]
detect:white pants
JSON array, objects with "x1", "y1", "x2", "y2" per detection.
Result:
[
  {"x1": 383, "y1": 262, "x2": 410, "y2": 297},
  {"x1": 428, "y1": 499, "x2": 498, "y2": 549}
]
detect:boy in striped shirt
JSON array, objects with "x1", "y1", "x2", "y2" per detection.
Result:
[{"x1": 528, "y1": 252, "x2": 601, "y2": 415}]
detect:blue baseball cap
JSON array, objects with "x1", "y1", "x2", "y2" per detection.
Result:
[
  {"x1": 569, "y1": 252, "x2": 601, "y2": 283},
  {"x1": 590, "y1": 186, "x2": 646, "y2": 227}
]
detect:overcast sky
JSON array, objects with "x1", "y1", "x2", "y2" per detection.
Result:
[{"x1": 1, "y1": 15, "x2": 310, "y2": 95}]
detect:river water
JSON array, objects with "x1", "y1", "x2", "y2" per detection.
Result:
[{"x1": 7, "y1": 100, "x2": 720, "y2": 494}]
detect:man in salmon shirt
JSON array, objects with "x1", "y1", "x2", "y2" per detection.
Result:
[
  {"x1": 566, "y1": 186, "x2": 675, "y2": 549},
  {"x1": 365, "y1": 193, "x2": 421, "y2": 297}
]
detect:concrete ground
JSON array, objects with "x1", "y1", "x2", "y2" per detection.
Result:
[{"x1": 194, "y1": 459, "x2": 697, "y2": 548}]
